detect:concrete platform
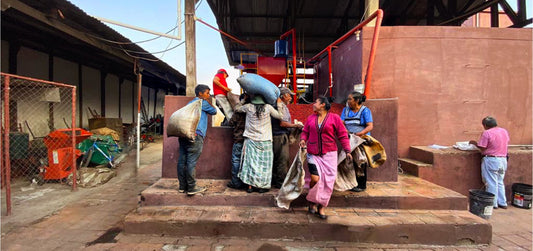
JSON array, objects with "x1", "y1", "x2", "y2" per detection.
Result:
[
  {"x1": 140, "y1": 175, "x2": 468, "y2": 210},
  {"x1": 124, "y1": 205, "x2": 491, "y2": 245},
  {"x1": 124, "y1": 174, "x2": 493, "y2": 245}
]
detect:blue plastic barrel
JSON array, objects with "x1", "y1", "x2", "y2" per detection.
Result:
[{"x1": 274, "y1": 40, "x2": 288, "y2": 58}]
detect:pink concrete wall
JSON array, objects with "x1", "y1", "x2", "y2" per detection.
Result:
[
  {"x1": 162, "y1": 96, "x2": 233, "y2": 179},
  {"x1": 362, "y1": 26, "x2": 532, "y2": 157}
]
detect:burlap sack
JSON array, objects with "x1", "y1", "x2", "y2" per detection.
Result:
[
  {"x1": 360, "y1": 134, "x2": 387, "y2": 168},
  {"x1": 334, "y1": 134, "x2": 365, "y2": 191},
  {"x1": 166, "y1": 99, "x2": 203, "y2": 140},
  {"x1": 226, "y1": 92, "x2": 240, "y2": 109},
  {"x1": 276, "y1": 148, "x2": 307, "y2": 209}
]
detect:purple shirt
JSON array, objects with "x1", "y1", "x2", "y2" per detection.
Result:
[{"x1": 478, "y1": 127, "x2": 510, "y2": 156}]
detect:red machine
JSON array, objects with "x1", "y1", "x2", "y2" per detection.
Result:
[{"x1": 41, "y1": 128, "x2": 92, "y2": 180}]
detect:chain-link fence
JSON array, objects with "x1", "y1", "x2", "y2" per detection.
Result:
[{"x1": 1, "y1": 73, "x2": 78, "y2": 215}]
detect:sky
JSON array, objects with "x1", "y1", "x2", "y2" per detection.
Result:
[{"x1": 68, "y1": 0, "x2": 242, "y2": 93}]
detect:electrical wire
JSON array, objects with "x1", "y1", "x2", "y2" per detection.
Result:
[
  {"x1": 121, "y1": 41, "x2": 185, "y2": 55},
  {"x1": 360, "y1": 2, "x2": 371, "y2": 23},
  {"x1": 157, "y1": 18, "x2": 181, "y2": 59},
  {"x1": 85, "y1": 0, "x2": 202, "y2": 46},
  {"x1": 120, "y1": 45, "x2": 160, "y2": 62},
  {"x1": 86, "y1": 25, "x2": 178, "y2": 45},
  {"x1": 88, "y1": 0, "x2": 202, "y2": 62}
]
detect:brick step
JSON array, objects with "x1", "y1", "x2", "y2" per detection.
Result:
[
  {"x1": 398, "y1": 158, "x2": 433, "y2": 176},
  {"x1": 124, "y1": 205, "x2": 491, "y2": 245},
  {"x1": 409, "y1": 146, "x2": 435, "y2": 164},
  {"x1": 140, "y1": 175, "x2": 467, "y2": 210}
]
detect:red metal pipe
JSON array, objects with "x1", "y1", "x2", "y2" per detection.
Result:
[
  {"x1": 71, "y1": 87, "x2": 77, "y2": 191},
  {"x1": 327, "y1": 46, "x2": 333, "y2": 97},
  {"x1": 307, "y1": 9, "x2": 383, "y2": 63},
  {"x1": 363, "y1": 10, "x2": 384, "y2": 97},
  {"x1": 4, "y1": 75, "x2": 11, "y2": 216},
  {"x1": 280, "y1": 28, "x2": 297, "y2": 103},
  {"x1": 0, "y1": 73, "x2": 74, "y2": 88}
]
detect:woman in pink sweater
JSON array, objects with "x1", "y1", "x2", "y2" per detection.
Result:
[{"x1": 299, "y1": 96, "x2": 352, "y2": 219}]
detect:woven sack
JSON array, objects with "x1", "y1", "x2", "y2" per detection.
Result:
[
  {"x1": 360, "y1": 135, "x2": 387, "y2": 168},
  {"x1": 166, "y1": 99, "x2": 203, "y2": 140}
]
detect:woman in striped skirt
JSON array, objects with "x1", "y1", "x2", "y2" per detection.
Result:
[{"x1": 234, "y1": 94, "x2": 285, "y2": 193}]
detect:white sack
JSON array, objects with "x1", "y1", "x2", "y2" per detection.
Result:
[{"x1": 166, "y1": 99, "x2": 203, "y2": 140}]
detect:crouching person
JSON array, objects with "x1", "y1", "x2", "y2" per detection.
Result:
[{"x1": 177, "y1": 84, "x2": 217, "y2": 196}]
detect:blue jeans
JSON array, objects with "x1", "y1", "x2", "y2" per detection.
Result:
[
  {"x1": 229, "y1": 142, "x2": 244, "y2": 187},
  {"x1": 177, "y1": 135, "x2": 204, "y2": 191},
  {"x1": 482, "y1": 156, "x2": 508, "y2": 207}
]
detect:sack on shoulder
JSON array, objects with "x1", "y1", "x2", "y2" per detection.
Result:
[
  {"x1": 166, "y1": 99, "x2": 203, "y2": 140},
  {"x1": 360, "y1": 135, "x2": 387, "y2": 168}
]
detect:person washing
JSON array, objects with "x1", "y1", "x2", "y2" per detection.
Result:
[{"x1": 469, "y1": 116, "x2": 510, "y2": 209}]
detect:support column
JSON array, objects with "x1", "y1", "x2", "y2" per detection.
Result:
[
  {"x1": 365, "y1": 0, "x2": 379, "y2": 26},
  {"x1": 78, "y1": 64, "x2": 83, "y2": 127},
  {"x1": 8, "y1": 41, "x2": 19, "y2": 74},
  {"x1": 100, "y1": 71, "x2": 107, "y2": 117},
  {"x1": 48, "y1": 53, "x2": 55, "y2": 131},
  {"x1": 118, "y1": 77, "x2": 124, "y2": 118},
  {"x1": 153, "y1": 88, "x2": 158, "y2": 118},
  {"x1": 427, "y1": 0, "x2": 435, "y2": 25},
  {"x1": 490, "y1": 3, "x2": 499, "y2": 27},
  {"x1": 185, "y1": 0, "x2": 197, "y2": 97}
]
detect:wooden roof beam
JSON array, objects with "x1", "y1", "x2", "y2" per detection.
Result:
[{"x1": 2, "y1": 0, "x2": 133, "y2": 64}]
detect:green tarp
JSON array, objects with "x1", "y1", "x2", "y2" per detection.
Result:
[{"x1": 77, "y1": 135, "x2": 121, "y2": 166}]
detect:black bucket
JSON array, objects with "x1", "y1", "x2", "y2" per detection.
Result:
[
  {"x1": 469, "y1": 189, "x2": 495, "y2": 219},
  {"x1": 512, "y1": 183, "x2": 532, "y2": 209}
]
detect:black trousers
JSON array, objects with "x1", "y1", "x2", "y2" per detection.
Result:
[{"x1": 356, "y1": 164, "x2": 367, "y2": 189}]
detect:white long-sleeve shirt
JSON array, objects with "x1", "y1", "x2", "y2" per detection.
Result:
[{"x1": 234, "y1": 102, "x2": 285, "y2": 141}]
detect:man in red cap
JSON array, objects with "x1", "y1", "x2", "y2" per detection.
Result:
[{"x1": 212, "y1": 69, "x2": 233, "y2": 123}]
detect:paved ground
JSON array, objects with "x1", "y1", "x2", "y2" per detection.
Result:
[{"x1": 1, "y1": 139, "x2": 531, "y2": 250}]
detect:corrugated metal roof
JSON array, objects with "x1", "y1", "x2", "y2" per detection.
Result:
[
  {"x1": 1, "y1": 0, "x2": 185, "y2": 93},
  {"x1": 207, "y1": 0, "x2": 495, "y2": 66}
]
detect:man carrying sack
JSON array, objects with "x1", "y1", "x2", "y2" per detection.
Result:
[{"x1": 177, "y1": 85, "x2": 217, "y2": 196}]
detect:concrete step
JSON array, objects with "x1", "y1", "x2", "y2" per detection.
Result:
[
  {"x1": 398, "y1": 157, "x2": 433, "y2": 176},
  {"x1": 124, "y1": 205, "x2": 491, "y2": 245},
  {"x1": 409, "y1": 146, "x2": 435, "y2": 164},
  {"x1": 141, "y1": 175, "x2": 467, "y2": 210}
]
